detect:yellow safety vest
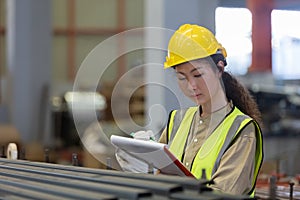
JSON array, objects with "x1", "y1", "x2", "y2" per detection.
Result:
[{"x1": 167, "y1": 106, "x2": 263, "y2": 196}]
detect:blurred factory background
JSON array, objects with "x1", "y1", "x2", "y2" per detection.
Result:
[{"x1": 0, "y1": 0, "x2": 299, "y2": 185}]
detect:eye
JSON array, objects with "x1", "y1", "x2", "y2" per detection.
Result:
[
  {"x1": 176, "y1": 74, "x2": 187, "y2": 81},
  {"x1": 194, "y1": 73, "x2": 202, "y2": 78},
  {"x1": 177, "y1": 76, "x2": 186, "y2": 81}
]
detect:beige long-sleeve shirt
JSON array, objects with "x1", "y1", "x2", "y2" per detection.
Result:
[{"x1": 158, "y1": 103, "x2": 257, "y2": 195}]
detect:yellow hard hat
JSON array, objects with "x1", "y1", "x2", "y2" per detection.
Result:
[{"x1": 164, "y1": 24, "x2": 227, "y2": 69}]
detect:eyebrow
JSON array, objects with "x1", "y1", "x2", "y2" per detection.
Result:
[{"x1": 176, "y1": 66, "x2": 203, "y2": 75}]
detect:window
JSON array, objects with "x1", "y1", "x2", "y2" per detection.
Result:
[
  {"x1": 215, "y1": 7, "x2": 252, "y2": 75},
  {"x1": 272, "y1": 10, "x2": 300, "y2": 80}
]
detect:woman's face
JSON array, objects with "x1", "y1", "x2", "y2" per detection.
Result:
[{"x1": 175, "y1": 59, "x2": 223, "y2": 105}]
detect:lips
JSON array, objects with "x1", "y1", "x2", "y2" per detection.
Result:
[{"x1": 192, "y1": 93, "x2": 201, "y2": 98}]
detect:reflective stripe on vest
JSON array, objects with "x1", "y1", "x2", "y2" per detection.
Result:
[
  {"x1": 192, "y1": 114, "x2": 251, "y2": 179},
  {"x1": 167, "y1": 106, "x2": 263, "y2": 197},
  {"x1": 168, "y1": 107, "x2": 198, "y2": 160}
]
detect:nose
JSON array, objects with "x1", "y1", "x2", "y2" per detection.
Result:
[{"x1": 187, "y1": 77, "x2": 197, "y2": 90}]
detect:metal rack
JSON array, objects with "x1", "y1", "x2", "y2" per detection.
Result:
[{"x1": 0, "y1": 158, "x2": 253, "y2": 200}]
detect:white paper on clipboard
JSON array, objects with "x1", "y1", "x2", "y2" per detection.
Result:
[{"x1": 110, "y1": 135, "x2": 195, "y2": 178}]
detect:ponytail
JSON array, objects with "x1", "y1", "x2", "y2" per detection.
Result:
[
  {"x1": 210, "y1": 54, "x2": 262, "y2": 126},
  {"x1": 222, "y1": 72, "x2": 262, "y2": 126}
]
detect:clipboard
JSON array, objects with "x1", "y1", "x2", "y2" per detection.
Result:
[{"x1": 110, "y1": 135, "x2": 195, "y2": 178}]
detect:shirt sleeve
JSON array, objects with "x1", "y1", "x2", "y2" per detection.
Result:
[
  {"x1": 209, "y1": 122, "x2": 257, "y2": 195},
  {"x1": 158, "y1": 127, "x2": 167, "y2": 144}
]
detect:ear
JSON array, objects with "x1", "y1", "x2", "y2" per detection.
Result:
[
  {"x1": 217, "y1": 60, "x2": 225, "y2": 68},
  {"x1": 216, "y1": 60, "x2": 225, "y2": 77}
]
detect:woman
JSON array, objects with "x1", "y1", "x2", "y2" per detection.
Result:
[{"x1": 159, "y1": 24, "x2": 263, "y2": 196}]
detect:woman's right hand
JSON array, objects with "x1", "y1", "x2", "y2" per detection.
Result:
[
  {"x1": 115, "y1": 148, "x2": 149, "y2": 173},
  {"x1": 115, "y1": 130, "x2": 155, "y2": 173}
]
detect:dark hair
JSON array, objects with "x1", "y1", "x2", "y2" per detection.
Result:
[
  {"x1": 222, "y1": 72, "x2": 262, "y2": 126},
  {"x1": 210, "y1": 54, "x2": 262, "y2": 126}
]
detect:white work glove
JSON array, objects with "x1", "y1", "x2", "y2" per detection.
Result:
[
  {"x1": 130, "y1": 130, "x2": 155, "y2": 141},
  {"x1": 115, "y1": 130, "x2": 156, "y2": 173},
  {"x1": 115, "y1": 148, "x2": 149, "y2": 173}
]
